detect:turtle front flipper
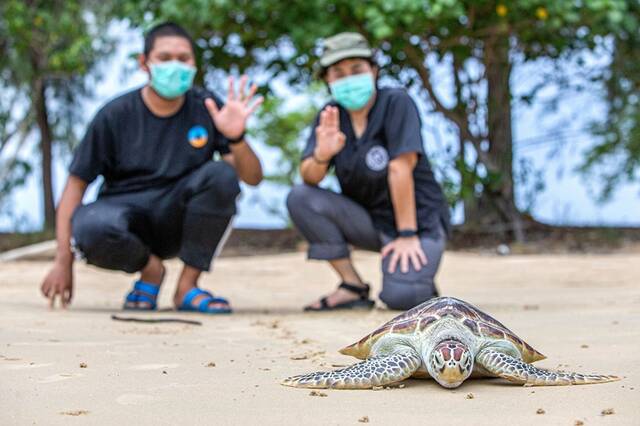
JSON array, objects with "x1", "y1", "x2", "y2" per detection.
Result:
[
  {"x1": 477, "y1": 349, "x2": 620, "y2": 386},
  {"x1": 281, "y1": 350, "x2": 422, "y2": 389}
]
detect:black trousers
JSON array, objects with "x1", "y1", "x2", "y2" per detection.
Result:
[{"x1": 71, "y1": 161, "x2": 240, "y2": 273}]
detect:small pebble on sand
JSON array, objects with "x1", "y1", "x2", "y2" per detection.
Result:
[
  {"x1": 79, "y1": 363, "x2": 87, "y2": 368},
  {"x1": 206, "y1": 362, "x2": 216, "y2": 367},
  {"x1": 465, "y1": 393, "x2": 474, "y2": 399},
  {"x1": 580, "y1": 344, "x2": 589, "y2": 348},
  {"x1": 601, "y1": 408, "x2": 615, "y2": 415},
  {"x1": 536, "y1": 408, "x2": 545, "y2": 414},
  {"x1": 574, "y1": 421, "x2": 584, "y2": 426},
  {"x1": 358, "y1": 416, "x2": 370, "y2": 423},
  {"x1": 309, "y1": 391, "x2": 327, "y2": 397}
]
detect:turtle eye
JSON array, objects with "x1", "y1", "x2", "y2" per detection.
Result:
[
  {"x1": 460, "y1": 351, "x2": 473, "y2": 371},
  {"x1": 431, "y1": 351, "x2": 445, "y2": 369}
]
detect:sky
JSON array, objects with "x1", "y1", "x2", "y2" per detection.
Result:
[{"x1": 1, "y1": 23, "x2": 639, "y2": 232}]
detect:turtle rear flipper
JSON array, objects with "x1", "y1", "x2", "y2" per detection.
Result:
[
  {"x1": 477, "y1": 349, "x2": 620, "y2": 386},
  {"x1": 281, "y1": 350, "x2": 421, "y2": 389}
]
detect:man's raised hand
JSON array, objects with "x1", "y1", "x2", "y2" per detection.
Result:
[{"x1": 205, "y1": 75, "x2": 264, "y2": 140}]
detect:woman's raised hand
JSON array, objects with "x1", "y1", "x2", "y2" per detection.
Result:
[{"x1": 313, "y1": 106, "x2": 346, "y2": 162}]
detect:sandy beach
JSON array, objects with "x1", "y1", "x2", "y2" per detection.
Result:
[{"x1": 1, "y1": 250, "x2": 638, "y2": 425}]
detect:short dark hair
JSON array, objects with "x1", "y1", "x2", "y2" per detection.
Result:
[
  {"x1": 143, "y1": 22, "x2": 196, "y2": 57},
  {"x1": 318, "y1": 57, "x2": 378, "y2": 80}
]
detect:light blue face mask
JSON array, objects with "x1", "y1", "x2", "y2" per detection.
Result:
[
  {"x1": 329, "y1": 73, "x2": 375, "y2": 111},
  {"x1": 149, "y1": 60, "x2": 196, "y2": 99}
]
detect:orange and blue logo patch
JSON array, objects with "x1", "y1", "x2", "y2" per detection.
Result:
[{"x1": 188, "y1": 125, "x2": 208, "y2": 148}]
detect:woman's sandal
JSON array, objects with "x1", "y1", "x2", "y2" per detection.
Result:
[
  {"x1": 177, "y1": 287, "x2": 232, "y2": 314},
  {"x1": 123, "y1": 268, "x2": 165, "y2": 311},
  {"x1": 304, "y1": 282, "x2": 376, "y2": 312}
]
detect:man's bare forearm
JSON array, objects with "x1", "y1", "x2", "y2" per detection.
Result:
[
  {"x1": 54, "y1": 175, "x2": 88, "y2": 264},
  {"x1": 228, "y1": 141, "x2": 263, "y2": 186},
  {"x1": 388, "y1": 153, "x2": 418, "y2": 231}
]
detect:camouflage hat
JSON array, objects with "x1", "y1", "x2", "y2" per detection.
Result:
[{"x1": 319, "y1": 32, "x2": 373, "y2": 68}]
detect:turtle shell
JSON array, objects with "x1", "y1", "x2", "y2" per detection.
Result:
[{"x1": 340, "y1": 297, "x2": 545, "y2": 363}]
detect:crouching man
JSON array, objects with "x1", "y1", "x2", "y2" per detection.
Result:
[{"x1": 41, "y1": 22, "x2": 263, "y2": 314}]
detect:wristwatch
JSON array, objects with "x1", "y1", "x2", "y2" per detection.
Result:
[
  {"x1": 228, "y1": 132, "x2": 246, "y2": 145},
  {"x1": 397, "y1": 229, "x2": 418, "y2": 238},
  {"x1": 312, "y1": 153, "x2": 331, "y2": 165}
]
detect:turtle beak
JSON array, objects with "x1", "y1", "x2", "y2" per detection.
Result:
[{"x1": 431, "y1": 341, "x2": 474, "y2": 388}]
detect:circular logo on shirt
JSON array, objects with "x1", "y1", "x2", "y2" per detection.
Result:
[
  {"x1": 365, "y1": 145, "x2": 389, "y2": 171},
  {"x1": 188, "y1": 125, "x2": 208, "y2": 148}
]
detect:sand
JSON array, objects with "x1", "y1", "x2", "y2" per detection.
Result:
[{"x1": 0, "y1": 250, "x2": 638, "y2": 425}]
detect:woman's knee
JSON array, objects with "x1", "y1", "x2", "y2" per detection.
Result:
[
  {"x1": 286, "y1": 184, "x2": 333, "y2": 217},
  {"x1": 379, "y1": 278, "x2": 438, "y2": 311}
]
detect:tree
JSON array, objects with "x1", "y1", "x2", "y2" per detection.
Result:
[
  {"x1": 245, "y1": 86, "x2": 322, "y2": 222},
  {"x1": 250, "y1": 86, "x2": 324, "y2": 187},
  {"x1": 121, "y1": 0, "x2": 633, "y2": 240},
  {"x1": 581, "y1": 1, "x2": 640, "y2": 200},
  {"x1": 0, "y1": 0, "x2": 116, "y2": 230}
]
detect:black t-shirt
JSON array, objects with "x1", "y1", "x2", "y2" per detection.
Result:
[
  {"x1": 69, "y1": 86, "x2": 231, "y2": 195},
  {"x1": 302, "y1": 88, "x2": 450, "y2": 238}
]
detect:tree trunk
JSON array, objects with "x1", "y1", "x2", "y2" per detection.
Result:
[
  {"x1": 33, "y1": 77, "x2": 55, "y2": 231},
  {"x1": 481, "y1": 36, "x2": 524, "y2": 242}
]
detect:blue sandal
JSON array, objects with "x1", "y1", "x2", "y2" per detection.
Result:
[
  {"x1": 123, "y1": 280, "x2": 161, "y2": 310},
  {"x1": 178, "y1": 287, "x2": 232, "y2": 314}
]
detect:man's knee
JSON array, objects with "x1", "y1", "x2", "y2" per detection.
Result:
[
  {"x1": 196, "y1": 161, "x2": 241, "y2": 204},
  {"x1": 72, "y1": 204, "x2": 127, "y2": 249},
  {"x1": 71, "y1": 204, "x2": 147, "y2": 272}
]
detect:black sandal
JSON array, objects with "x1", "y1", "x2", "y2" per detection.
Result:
[{"x1": 304, "y1": 282, "x2": 376, "y2": 312}]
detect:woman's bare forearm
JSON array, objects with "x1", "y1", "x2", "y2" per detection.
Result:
[
  {"x1": 387, "y1": 153, "x2": 418, "y2": 231},
  {"x1": 300, "y1": 157, "x2": 329, "y2": 185},
  {"x1": 54, "y1": 175, "x2": 88, "y2": 264}
]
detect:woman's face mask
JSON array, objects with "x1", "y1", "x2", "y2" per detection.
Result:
[
  {"x1": 329, "y1": 73, "x2": 375, "y2": 111},
  {"x1": 149, "y1": 60, "x2": 196, "y2": 99}
]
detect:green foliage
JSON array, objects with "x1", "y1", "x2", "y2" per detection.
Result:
[
  {"x1": 0, "y1": 0, "x2": 116, "y2": 148},
  {"x1": 0, "y1": 0, "x2": 117, "y2": 229},
  {"x1": 118, "y1": 0, "x2": 635, "y2": 221},
  {"x1": 249, "y1": 85, "x2": 325, "y2": 187},
  {"x1": 0, "y1": 160, "x2": 31, "y2": 201},
  {"x1": 580, "y1": 1, "x2": 640, "y2": 200}
]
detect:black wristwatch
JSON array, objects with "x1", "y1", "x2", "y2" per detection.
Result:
[
  {"x1": 228, "y1": 132, "x2": 246, "y2": 145},
  {"x1": 397, "y1": 229, "x2": 418, "y2": 238},
  {"x1": 312, "y1": 153, "x2": 331, "y2": 165}
]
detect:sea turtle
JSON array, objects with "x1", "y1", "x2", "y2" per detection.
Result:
[{"x1": 282, "y1": 297, "x2": 619, "y2": 389}]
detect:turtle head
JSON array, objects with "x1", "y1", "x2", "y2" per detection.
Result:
[{"x1": 427, "y1": 339, "x2": 474, "y2": 388}]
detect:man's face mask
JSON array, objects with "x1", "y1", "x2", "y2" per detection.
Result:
[
  {"x1": 149, "y1": 60, "x2": 196, "y2": 99},
  {"x1": 329, "y1": 72, "x2": 375, "y2": 111}
]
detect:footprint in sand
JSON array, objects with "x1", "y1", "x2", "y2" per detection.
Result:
[
  {"x1": 127, "y1": 363, "x2": 180, "y2": 371},
  {"x1": 1, "y1": 362, "x2": 53, "y2": 371},
  {"x1": 38, "y1": 373, "x2": 83, "y2": 383},
  {"x1": 116, "y1": 394, "x2": 162, "y2": 405}
]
